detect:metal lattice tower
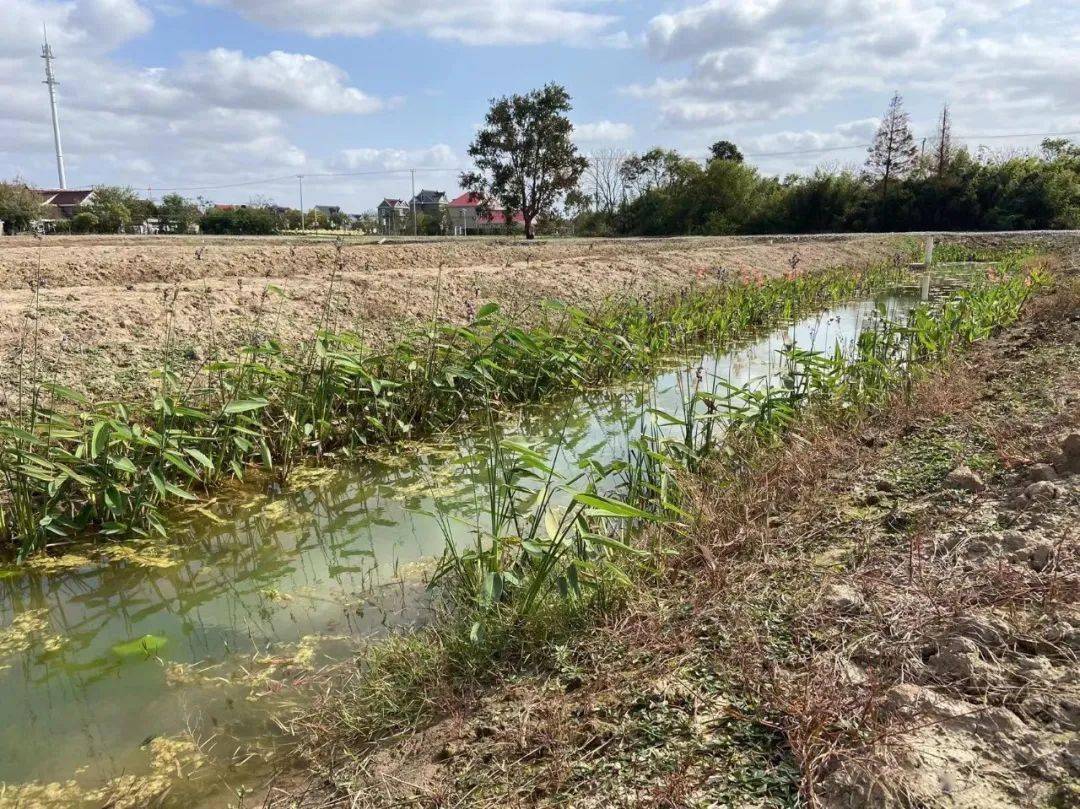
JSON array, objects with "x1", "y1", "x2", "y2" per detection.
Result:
[{"x1": 41, "y1": 25, "x2": 67, "y2": 189}]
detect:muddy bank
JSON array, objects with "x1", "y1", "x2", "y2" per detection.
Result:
[
  {"x1": 0, "y1": 234, "x2": 900, "y2": 409},
  {"x1": 267, "y1": 259, "x2": 1078, "y2": 807}
]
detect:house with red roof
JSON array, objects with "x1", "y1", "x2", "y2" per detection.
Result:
[
  {"x1": 376, "y1": 198, "x2": 410, "y2": 234},
  {"x1": 447, "y1": 192, "x2": 527, "y2": 235},
  {"x1": 36, "y1": 188, "x2": 95, "y2": 219}
]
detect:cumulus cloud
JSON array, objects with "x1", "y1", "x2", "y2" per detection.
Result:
[
  {"x1": 206, "y1": 0, "x2": 625, "y2": 46},
  {"x1": 333, "y1": 145, "x2": 460, "y2": 172},
  {"x1": 175, "y1": 49, "x2": 383, "y2": 115},
  {"x1": 631, "y1": 0, "x2": 1078, "y2": 134},
  {"x1": 574, "y1": 120, "x2": 635, "y2": 142},
  {"x1": 0, "y1": 0, "x2": 385, "y2": 197}
]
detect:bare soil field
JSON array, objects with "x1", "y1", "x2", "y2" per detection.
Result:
[
  {"x1": 0, "y1": 231, "x2": 1076, "y2": 409},
  {"x1": 0, "y1": 234, "x2": 901, "y2": 409}
]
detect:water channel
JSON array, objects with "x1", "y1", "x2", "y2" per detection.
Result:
[{"x1": 0, "y1": 268, "x2": 980, "y2": 803}]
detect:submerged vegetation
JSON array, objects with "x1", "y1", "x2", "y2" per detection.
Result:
[
  {"x1": 289, "y1": 255, "x2": 1043, "y2": 780},
  {"x1": 0, "y1": 258, "x2": 906, "y2": 555}
]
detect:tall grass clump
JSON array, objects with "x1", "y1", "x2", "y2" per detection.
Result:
[
  {"x1": 296, "y1": 256, "x2": 1045, "y2": 760},
  {"x1": 429, "y1": 256, "x2": 1041, "y2": 643},
  {"x1": 0, "y1": 259, "x2": 914, "y2": 556}
]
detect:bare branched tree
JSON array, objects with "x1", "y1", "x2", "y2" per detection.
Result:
[
  {"x1": 933, "y1": 104, "x2": 953, "y2": 179},
  {"x1": 583, "y1": 149, "x2": 629, "y2": 216}
]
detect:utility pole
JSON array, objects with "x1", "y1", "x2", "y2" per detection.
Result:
[
  {"x1": 41, "y1": 26, "x2": 67, "y2": 189},
  {"x1": 410, "y1": 168, "x2": 417, "y2": 237},
  {"x1": 297, "y1": 175, "x2": 305, "y2": 231}
]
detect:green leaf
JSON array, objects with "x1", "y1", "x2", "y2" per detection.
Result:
[
  {"x1": 111, "y1": 634, "x2": 168, "y2": 659},
  {"x1": 185, "y1": 448, "x2": 214, "y2": 469},
  {"x1": 573, "y1": 493, "x2": 663, "y2": 521},
  {"x1": 222, "y1": 398, "x2": 269, "y2": 415},
  {"x1": 90, "y1": 422, "x2": 109, "y2": 457}
]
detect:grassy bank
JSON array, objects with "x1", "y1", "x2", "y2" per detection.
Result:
[
  {"x1": 1, "y1": 258, "x2": 908, "y2": 555},
  {"x1": 270, "y1": 254, "x2": 1050, "y2": 806}
]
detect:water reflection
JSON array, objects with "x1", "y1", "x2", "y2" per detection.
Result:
[{"x1": 0, "y1": 274, "x2": 970, "y2": 793}]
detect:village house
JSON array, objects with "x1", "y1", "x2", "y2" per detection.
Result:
[
  {"x1": 410, "y1": 189, "x2": 449, "y2": 217},
  {"x1": 376, "y1": 198, "x2": 410, "y2": 234},
  {"x1": 36, "y1": 188, "x2": 94, "y2": 219},
  {"x1": 447, "y1": 192, "x2": 527, "y2": 235}
]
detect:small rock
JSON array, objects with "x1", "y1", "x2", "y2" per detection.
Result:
[
  {"x1": 1001, "y1": 530, "x2": 1029, "y2": 552},
  {"x1": 945, "y1": 465, "x2": 985, "y2": 493},
  {"x1": 884, "y1": 507, "x2": 915, "y2": 532},
  {"x1": 1028, "y1": 541, "x2": 1054, "y2": 571},
  {"x1": 1028, "y1": 463, "x2": 1058, "y2": 482},
  {"x1": 859, "y1": 491, "x2": 883, "y2": 506},
  {"x1": 823, "y1": 583, "x2": 866, "y2": 615},
  {"x1": 1025, "y1": 481, "x2": 1061, "y2": 502},
  {"x1": 927, "y1": 636, "x2": 980, "y2": 680},
  {"x1": 1063, "y1": 432, "x2": 1080, "y2": 459}
]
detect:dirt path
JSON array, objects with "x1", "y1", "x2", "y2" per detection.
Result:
[
  {"x1": 0, "y1": 234, "x2": 902, "y2": 409},
  {"x1": 266, "y1": 258, "x2": 1079, "y2": 808}
]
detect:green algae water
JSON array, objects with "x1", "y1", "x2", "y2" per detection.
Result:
[{"x1": 0, "y1": 270, "x2": 977, "y2": 805}]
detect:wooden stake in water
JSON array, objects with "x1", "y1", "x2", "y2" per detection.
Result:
[{"x1": 921, "y1": 235, "x2": 934, "y2": 300}]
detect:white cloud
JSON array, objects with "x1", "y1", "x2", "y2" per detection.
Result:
[
  {"x1": 0, "y1": 0, "x2": 386, "y2": 200},
  {"x1": 740, "y1": 118, "x2": 879, "y2": 168},
  {"x1": 205, "y1": 0, "x2": 625, "y2": 46},
  {"x1": 631, "y1": 0, "x2": 1078, "y2": 134},
  {"x1": 1, "y1": 0, "x2": 153, "y2": 53},
  {"x1": 175, "y1": 49, "x2": 382, "y2": 115},
  {"x1": 575, "y1": 120, "x2": 635, "y2": 142},
  {"x1": 334, "y1": 144, "x2": 460, "y2": 171}
]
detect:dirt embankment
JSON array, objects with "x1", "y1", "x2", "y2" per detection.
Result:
[
  {"x1": 0, "y1": 234, "x2": 900, "y2": 409},
  {"x1": 268, "y1": 259, "x2": 1079, "y2": 808}
]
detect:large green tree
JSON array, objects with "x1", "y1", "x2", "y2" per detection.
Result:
[
  {"x1": 0, "y1": 181, "x2": 46, "y2": 233},
  {"x1": 86, "y1": 186, "x2": 145, "y2": 232},
  {"x1": 461, "y1": 83, "x2": 587, "y2": 239},
  {"x1": 158, "y1": 193, "x2": 200, "y2": 234}
]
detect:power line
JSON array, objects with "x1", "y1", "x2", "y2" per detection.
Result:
[
  {"x1": 739, "y1": 129, "x2": 1080, "y2": 159},
  {"x1": 99, "y1": 127, "x2": 1080, "y2": 199},
  {"x1": 145, "y1": 167, "x2": 464, "y2": 193}
]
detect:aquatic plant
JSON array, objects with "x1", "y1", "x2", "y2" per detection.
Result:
[{"x1": 427, "y1": 256, "x2": 1041, "y2": 644}]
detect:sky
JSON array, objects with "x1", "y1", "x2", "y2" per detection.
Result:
[{"x1": 1, "y1": 0, "x2": 1078, "y2": 213}]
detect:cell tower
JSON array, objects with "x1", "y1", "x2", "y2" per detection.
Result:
[{"x1": 41, "y1": 25, "x2": 67, "y2": 189}]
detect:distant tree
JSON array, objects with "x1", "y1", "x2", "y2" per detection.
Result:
[
  {"x1": 199, "y1": 206, "x2": 278, "y2": 235},
  {"x1": 462, "y1": 83, "x2": 588, "y2": 239},
  {"x1": 619, "y1": 148, "x2": 686, "y2": 197},
  {"x1": 158, "y1": 193, "x2": 200, "y2": 234},
  {"x1": 352, "y1": 210, "x2": 379, "y2": 233},
  {"x1": 1041, "y1": 137, "x2": 1080, "y2": 160},
  {"x1": 70, "y1": 211, "x2": 99, "y2": 234},
  {"x1": 708, "y1": 140, "x2": 744, "y2": 163},
  {"x1": 87, "y1": 186, "x2": 142, "y2": 232},
  {"x1": 0, "y1": 181, "x2": 45, "y2": 233},
  {"x1": 583, "y1": 148, "x2": 629, "y2": 217},
  {"x1": 865, "y1": 93, "x2": 918, "y2": 205},
  {"x1": 932, "y1": 104, "x2": 953, "y2": 179}
]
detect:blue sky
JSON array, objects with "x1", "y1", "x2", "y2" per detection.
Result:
[{"x1": 2, "y1": 0, "x2": 1078, "y2": 212}]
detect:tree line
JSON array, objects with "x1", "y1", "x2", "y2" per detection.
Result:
[
  {"x1": 0, "y1": 184, "x2": 379, "y2": 236},
  {"x1": 571, "y1": 95, "x2": 1080, "y2": 236},
  {"x1": 3, "y1": 88, "x2": 1078, "y2": 238}
]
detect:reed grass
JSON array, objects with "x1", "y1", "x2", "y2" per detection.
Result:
[{"x1": 425, "y1": 255, "x2": 1041, "y2": 650}]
